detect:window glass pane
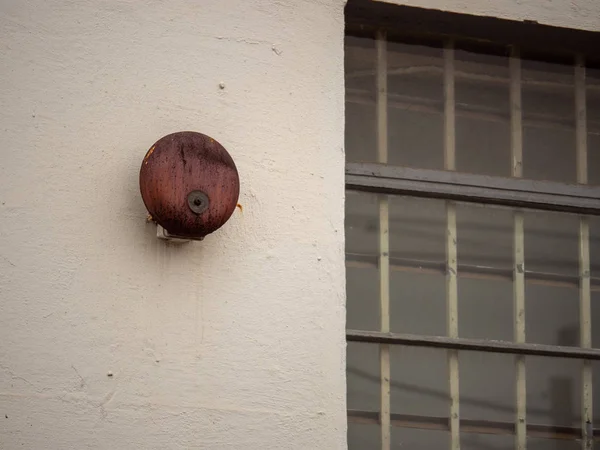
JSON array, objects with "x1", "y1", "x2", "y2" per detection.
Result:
[
  {"x1": 460, "y1": 352, "x2": 514, "y2": 423},
  {"x1": 345, "y1": 36, "x2": 376, "y2": 164},
  {"x1": 391, "y1": 346, "x2": 447, "y2": 418},
  {"x1": 524, "y1": 210, "x2": 579, "y2": 277},
  {"x1": 346, "y1": 266, "x2": 379, "y2": 332},
  {"x1": 348, "y1": 421, "x2": 380, "y2": 450},
  {"x1": 526, "y1": 438, "x2": 579, "y2": 450},
  {"x1": 527, "y1": 356, "x2": 581, "y2": 429},
  {"x1": 347, "y1": 342, "x2": 379, "y2": 412},
  {"x1": 524, "y1": 210, "x2": 580, "y2": 347},
  {"x1": 592, "y1": 361, "x2": 600, "y2": 429},
  {"x1": 591, "y1": 132, "x2": 600, "y2": 186},
  {"x1": 457, "y1": 202, "x2": 513, "y2": 341},
  {"x1": 346, "y1": 191, "x2": 379, "y2": 331},
  {"x1": 588, "y1": 67, "x2": 600, "y2": 185},
  {"x1": 590, "y1": 217, "x2": 600, "y2": 349},
  {"x1": 390, "y1": 271, "x2": 445, "y2": 336},
  {"x1": 455, "y1": 48, "x2": 511, "y2": 177},
  {"x1": 389, "y1": 196, "x2": 446, "y2": 335},
  {"x1": 346, "y1": 190, "x2": 378, "y2": 257},
  {"x1": 592, "y1": 289, "x2": 600, "y2": 349},
  {"x1": 526, "y1": 284, "x2": 579, "y2": 347},
  {"x1": 461, "y1": 434, "x2": 513, "y2": 450},
  {"x1": 459, "y1": 277, "x2": 513, "y2": 341},
  {"x1": 389, "y1": 196, "x2": 445, "y2": 265},
  {"x1": 522, "y1": 58, "x2": 576, "y2": 183},
  {"x1": 392, "y1": 427, "x2": 448, "y2": 449},
  {"x1": 345, "y1": 36, "x2": 447, "y2": 168},
  {"x1": 346, "y1": 100, "x2": 376, "y2": 164},
  {"x1": 387, "y1": 41, "x2": 444, "y2": 170}
]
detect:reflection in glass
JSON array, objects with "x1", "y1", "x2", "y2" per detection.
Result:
[
  {"x1": 526, "y1": 356, "x2": 581, "y2": 428},
  {"x1": 390, "y1": 271, "x2": 445, "y2": 336},
  {"x1": 457, "y1": 202, "x2": 513, "y2": 270},
  {"x1": 455, "y1": 48, "x2": 511, "y2": 177},
  {"x1": 522, "y1": 58, "x2": 576, "y2": 183},
  {"x1": 346, "y1": 190, "x2": 380, "y2": 332},
  {"x1": 392, "y1": 428, "x2": 448, "y2": 449},
  {"x1": 461, "y1": 433, "x2": 513, "y2": 450},
  {"x1": 459, "y1": 278, "x2": 513, "y2": 341},
  {"x1": 345, "y1": 36, "x2": 376, "y2": 164},
  {"x1": 460, "y1": 352, "x2": 514, "y2": 423},
  {"x1": 387, "y1": 41, "x2": 444, "y2": 170},
  {"x1": 391, "y1": 346, "x2": 448, "y2": 418},
  {"x1": 347, "y1": 342, "x2": 379, "y2": 412},
  {"x1": 345, "y1": 190, "x2": 379, "y2": 258},
  {"x1": 525, "y1": 284, "x2": 578, "y2": 347},
  {"x1": 457, "y1": 202, "x2": 513, "y2": 340},
  {"x1": 592, "y1": 361, "x2": 600, "y2": 429},
  {"x1": 346, "y1": 266, "x2": 379, "y2": 332},
  {"x1": 588, "y1": 67, "x2": 600, "y2": 186},
  {"x1": 389, "y1": 196, "x2": 446, "y2": 335},
  {"x1": 524, "y1": 209, "x2": 580, "y2": 347},
  {"x1": 526, "y1": 438, "x2": 579, "y2": 450},
  {"x1": 348, "y1": 421, "x2": 380, "y2": 450},
  {"x1": 524, "y1": 210, "x2": 579, "y2": 277}
]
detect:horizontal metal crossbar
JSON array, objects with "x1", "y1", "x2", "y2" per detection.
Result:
[
  {"x1": 346, "y1": 163, "x2": 600, "y2": 215},
  {"x1": 347, "y1": 410, "x2": 600, "y2": 440},
  {"x1": 346, "y1": 252, "x2": 600, "y2": 290},
  {"x1": 346, "y1": 329, "x2": 600, "y2": 360}
]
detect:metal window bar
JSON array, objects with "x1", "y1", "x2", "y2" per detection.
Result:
[
  {"x1": 444, "y1": 41, "x2": 461, "y2": 450},
  {"x1": 376, "y1": 30, "x2": 391, "y2": 450},
  {"x1": 575, "y1": 54, "x2": 593, "y2": 450},
  {"x1": 510, "y1": 46, "x2": 526, "y2": 450},
  {"x1": 347, "y1": 409, "x2": 600, "y2": 441},
  {"x1": 347, "y1": 329, "x2": 600, "y2": 360},
  {"x1": 346, "y1": 163, "x2": 600, "y2": 216},
  {"x1": 345, "y1": 252, "x2": 600, "y2": 291}
]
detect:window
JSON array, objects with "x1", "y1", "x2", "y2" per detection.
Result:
[{"x1": 344, "y1": 2, "x2": 600, "y2": 449}]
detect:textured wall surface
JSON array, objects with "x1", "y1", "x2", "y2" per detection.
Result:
[{"x1": 0, "y1": 1, "x2": 346, "y2": 448}]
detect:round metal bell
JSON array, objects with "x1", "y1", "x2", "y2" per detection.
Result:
[{"x1": 139, "y1": 131, "x2": 240, "y2": 239}]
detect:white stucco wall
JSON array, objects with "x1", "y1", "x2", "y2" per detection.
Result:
[{"x1": 2, "y1": 0, "x2": 600, "y2": 449}]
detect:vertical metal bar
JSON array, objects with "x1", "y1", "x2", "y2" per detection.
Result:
[
  {"x1": 576, "y1": 56, "x2": 588, "y2": 188},
  {"x1": 444, "y1": 41, "x2": 460, "y2": 450},
  {"x1": 510, "y1": 46, "x2": 527, "y2": 450},
  {"x1": 444, "y1": 43, "x2": 456, "y2": 174},
  {"x1": 376, "y1": 29, "x2": 391, "y2": 450},
  {"x1": 575, "y1": 54, "x2": 593, "y2": 450}
]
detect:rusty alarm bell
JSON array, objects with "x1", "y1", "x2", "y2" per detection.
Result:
[{"x1": 139, "y1": 131, "x2": 240, "y2": 240}]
